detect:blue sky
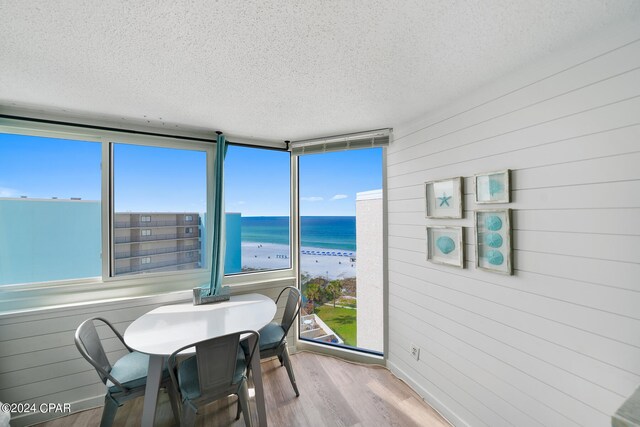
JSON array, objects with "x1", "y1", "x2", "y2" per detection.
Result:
[
  {"x1": 298, "y1": 148, "x2": 382, "y2": 216},
  {"x1": 0, "y1": 133, "x2": 382, "y2": 216},
  {"x1": 226, "y1": 145, "x2": 382, "y2": 216},
  {"x1": 225, "y1": 145, "x2": 290, "y2": 216},
  {"x1": 114, "y1": 143, "x2": 207, "y2": 212},
  {"x1": 0, "y1": 133, "x2": 101, "y2": 200}
]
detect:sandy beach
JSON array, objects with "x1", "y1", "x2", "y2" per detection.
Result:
[{"x1": 241, "y1": 242, "x2": 355, "y2": 280}]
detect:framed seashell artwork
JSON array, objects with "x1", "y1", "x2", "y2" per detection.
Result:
[
  {"x1": 425, "y1": 177, "x2": 463, "y2": 218},
  {"x1": 474, "y1": 209, "x2": 512, "y2": 275},
  {"x1": 474, "y1": 169, "x2": 510, "y2": 204},
  {"x1": 426, "y1": 226, "x2": 464, "y2": 268}
]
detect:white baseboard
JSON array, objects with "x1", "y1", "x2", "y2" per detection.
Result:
[{"x1": 387, "y1": 360, "x2": 468, "y2": 427}]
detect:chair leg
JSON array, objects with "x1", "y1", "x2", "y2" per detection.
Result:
[
  {"x1": 280, "y1": 346, "x2": 300, "y2": 397},
  {"x1": 238, "y1": 379, "x2": 253, "y2": 427},
  {"x1": 181, "y1": 403, "x2": 197, "y2": 427},
  {"x1": 235, "y1": 395, "x2": 242, "y2": 420},
  {"x1": 166, "y1": 383, "x2": 181, "y2": 426},
  {"x1": 99, "y1": 394, "x2": 119, "y2": 427}
]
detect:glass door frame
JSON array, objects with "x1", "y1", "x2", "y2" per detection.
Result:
[{"x1": 291, "y1": 148, "x2": 388, "y2": 365}]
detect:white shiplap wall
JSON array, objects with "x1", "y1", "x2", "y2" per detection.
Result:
[
  {"x1": 386, "y1": 22, "x2": 640, "y2": 427},
  {"x1": 0, "y1": 281, "x2": 293, "y2": 426}
]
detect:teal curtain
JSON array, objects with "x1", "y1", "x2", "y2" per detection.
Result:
[{"x1": 208, "y1": 133, "x2": 227, "y2": 296}]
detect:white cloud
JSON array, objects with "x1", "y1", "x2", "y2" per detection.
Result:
[
  {"x1": 301, "y1": 196, "x2": 324, "y2": 202},
  {"x1": 0, "y1": 187, "x2": 19, "y2": 198},
  {"x1": 330, "y1": 194, "x2": 348, "y2": 201}
]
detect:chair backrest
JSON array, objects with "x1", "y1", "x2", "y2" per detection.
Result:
[
  {"x1": 74, "y1": 317, "x2": 128, "y2": 386},
  {"x1": 168, "y1": 330, "x2": 259, "y2": 400},
  {"x1": 277, "y1": 286, "x2": 302, "y2": 335}
]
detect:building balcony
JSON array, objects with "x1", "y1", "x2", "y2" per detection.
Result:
[
  {"x1": 114, "y1": 245, "x2": 201, "y2": 259},
  {"x1": 299, "y1": 314, "x2": 344, "y2": 344},
  {"x1": 114, "y1": 259, "x2": 201, "y2": 275},
  {"x1": 114, "y1": 233, "x2": 199, "y2": 244},
  {"x1": 114, "y1": 220, "x2": 199, "y2": 228}
]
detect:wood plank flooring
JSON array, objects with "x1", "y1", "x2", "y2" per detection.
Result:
[{"x1": 35, "y1": 352, "x2": 450, "y2": 427}]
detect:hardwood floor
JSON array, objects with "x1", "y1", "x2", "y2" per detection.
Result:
[{"x1": 35, "y1": 352, "x2": 450, "y2": 427}]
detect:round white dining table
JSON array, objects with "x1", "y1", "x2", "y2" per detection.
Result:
[{"x1": 124, "y1": 293, "x2": 277, "y2": 427}]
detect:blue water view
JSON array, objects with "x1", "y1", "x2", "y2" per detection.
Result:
[{"x1": 241, "y1": 216, "x2": 356, "y2": 251}]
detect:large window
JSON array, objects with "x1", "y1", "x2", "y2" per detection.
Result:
[
  {"x1": 0, "y1": 132, "x2": 102, "y2": 285},
  {"x1": 298, "y1": 148, "x2": 384, "y2": 354},
  {"x1": 111, "y1": 143, "x2": 207, "y2": 277},
  {"x1": 224, "y1": 144, "x2": 291, "y2": 274},
  {"x1": 0, "y1": 122, "x2": 296, "y2": 312}
]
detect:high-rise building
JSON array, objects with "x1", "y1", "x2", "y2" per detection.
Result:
[
  {"x1": 356, "y1": 189, "x2": 383, "y2": 353},
  {"x1": 113, "y1": 212, "x2": 203, "y2": 275}
]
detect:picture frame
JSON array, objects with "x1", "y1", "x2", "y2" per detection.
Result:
[
  {"x1": 474, "y1": 169, "x2": 510, "y2": 204},
  {"x1": 427, "y1": 226, "x2": 464, "y2": 268},
  {"x1": 474, "y1": 209, "x2": 512, "y2": 275},
  {"x1": 425, "y1": 177, "x2": 463, "y2": 218}
]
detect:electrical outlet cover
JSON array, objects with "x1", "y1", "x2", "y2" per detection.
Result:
[{"x1": 410, "y1": 343, "x2": 420, "y2": 361}]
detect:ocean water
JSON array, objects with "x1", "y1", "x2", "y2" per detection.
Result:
[{"x1": 241, "y1": 216, "x2": 356, "y2": 251}]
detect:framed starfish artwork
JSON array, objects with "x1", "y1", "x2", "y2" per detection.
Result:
[
  {"x1": 427, "y1": 226, "x2": 464, "y2": 268},
  {"x1": 425, "y1": 177, "x2": 463, "y2": 218},
  {"x1": 475, "y1": 169, "x2": 510, "y2": 204},
  {"x1": 474, "y1": 209, "x2": 512, "y2": 275}
]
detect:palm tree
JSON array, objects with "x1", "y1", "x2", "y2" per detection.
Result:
[
  {"x1": 326, "y1": 280, "x2": 343, "y2": 308},
  {"x1": 304, "y1": 283, "x2": 323, "y2": 312}
]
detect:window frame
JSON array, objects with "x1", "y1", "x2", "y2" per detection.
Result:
[
  {"x1": 223, "y1": 142, "x2": 295, "y2": 278},
  {"x1": 0, "y1": 118, "x2": 296, "y2": 313},
  {"x1": 292, "y1": 147, "x2": 388, "y2": 363},
  {"x1": 107, "y1": 138, "x2": 213, "y2": 282}
]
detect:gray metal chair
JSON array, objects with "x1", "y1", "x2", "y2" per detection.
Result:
[
  {"x1": 168, "y1": 330, "x2": 259, "y2": 427},
  {"x1": 74, "y1": 317, "x2": 178, "y2": 427},
  {"x1": 257, "y1": 286, "x2": 302, "y2": 397}
]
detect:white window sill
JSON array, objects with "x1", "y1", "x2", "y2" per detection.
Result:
[{"x1": 0, "y1": 271, "x2": 296, "y2": 317}]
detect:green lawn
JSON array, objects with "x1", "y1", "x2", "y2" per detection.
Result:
[
  {"x1": 315, "y1": 306, "x2": 357, "y2": 346},
  {"x1": 336, "y1": 297, "x2": 357, "y2": 308}
]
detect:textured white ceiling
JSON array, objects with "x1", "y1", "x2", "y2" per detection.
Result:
[{"x1": 1, "y1": 1, "x2": 639, "y2": 141}]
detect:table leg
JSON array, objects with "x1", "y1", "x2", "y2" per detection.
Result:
[
  {"x1": 141, "y1": 354, "x2": 164, "y2": 427},
  {"x1": 249, "y1": 335, "x2": 268, "y2": 427}
]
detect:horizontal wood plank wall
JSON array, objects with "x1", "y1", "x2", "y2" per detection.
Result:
[
  {"x1": 386, "y1": 22, "x2": 640, "y2": 427},
  {"x1": 0, "y1": 280, "x2": 294, "y2": 426}
]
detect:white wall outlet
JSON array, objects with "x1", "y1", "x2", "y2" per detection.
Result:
[{"x1": 410, "y1": 343, "x2": 420, "y2": 361}]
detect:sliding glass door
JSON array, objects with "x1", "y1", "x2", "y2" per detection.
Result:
[{"x1": 298, "y1": 148, "x2": 383, "y2": 354}]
